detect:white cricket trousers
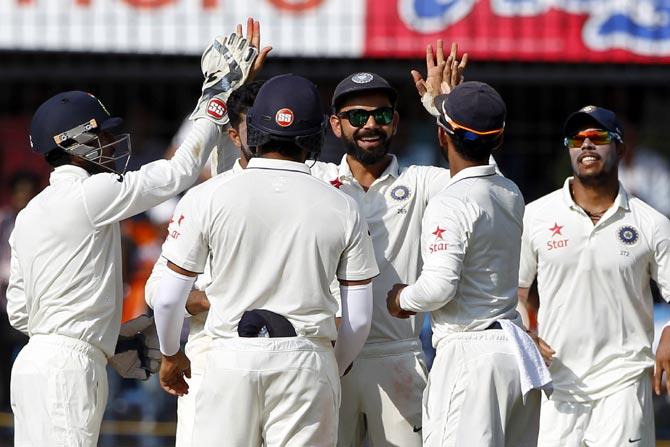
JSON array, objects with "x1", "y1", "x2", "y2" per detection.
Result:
[
  {"x1": 423, "y1": 330, "x2": 541, "y2": 447},
  {"x1": 192, "y1": 337, "x2": 340, "y2": 447},
  {"x1": 11, "y1": 334, "x2": 108, "y2": 447},
  {"x1": 175, "y1": 334, "x2": 211, "y2": 447},
  {"x1": 338, "y1": 338, "x2": 426, "y2": 447},
  {"x1": 538, "y1": 372, "x2": 654, "y2": 447}
]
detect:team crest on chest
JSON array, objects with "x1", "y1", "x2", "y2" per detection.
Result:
[
  {"x1": 617, "y1": 225, "x2": 639, "y2": 246},
  {"x1": 390, "y1": 185, "x2": 411, "y2": 202}
]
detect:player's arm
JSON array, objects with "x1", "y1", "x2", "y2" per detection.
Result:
[
  {"x1": 389, "y1": 198, "x2": 467, "y2": 315},
  {"x1": 153, "y1": 190, "x2": 210, "y2": 396},
  {"x1": 83, "y1": 21, "x2": 267, "y2": 226},
  {"x1": 333, "y1": 199, "x2": 380, "y2": 376},
  {"x1": 650, "y1": 215, "x2": 670, "y2": 395},
  {"x1": 6, "y1": 232, "x2": 29, "y2": 335}
]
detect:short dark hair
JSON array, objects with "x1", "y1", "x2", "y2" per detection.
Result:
[
  {"x1": 256, "y1": 139, "x2": 304, "y2": 160},
  {"x1": 449, "y1": 131, "x2": 502, "y2": 163},
  {"x1": 228, "y1": 80, "x2": 264, "y2": 129}
]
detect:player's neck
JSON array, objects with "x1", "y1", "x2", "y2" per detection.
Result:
[
  {"x1": 570, "y1": 177, "x2": 619, "y2": 223},
  {"x1": 346, "y1": 154, "x2": 392, "y2": 191},
  {"x1": 447, "y1": 152, "x2": 485, "y2": 177}
]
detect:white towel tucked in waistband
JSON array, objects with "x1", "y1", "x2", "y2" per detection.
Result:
[{"x1": 498, "y1": 319, "x2": 553, "y2": 403}]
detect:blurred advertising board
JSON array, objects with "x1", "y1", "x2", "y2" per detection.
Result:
[{"x1": 1, "y1": 0, "x2": 669, "y2": 62}]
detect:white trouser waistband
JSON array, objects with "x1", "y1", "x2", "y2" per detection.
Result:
[
  {"x1": 435, "y1": 330, "x2": 507, "y2": 351},
  {"x1": 210, "y1": 336, "x2": 333, "y2": 352},
  {"x1": 30, "y1": 333, "x2": 107, "y2": 364},
  {"x1": 358, "y1": 338, "x2": 422, "y2": 358}
]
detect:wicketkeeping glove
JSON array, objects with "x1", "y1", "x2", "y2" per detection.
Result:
[
  {"x1": 190, "y1": 32, "x2": 259, "y2": 126},
  {"x1": 109, "y1": 315, "x2": 161, "y2": 380}
]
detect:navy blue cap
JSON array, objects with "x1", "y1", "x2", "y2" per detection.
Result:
[
  {"x1": 247, "y1": 74, "x2": 325, "y2": 139},
  {"x1": 563, "y1": 105, "x2": 623, "y2": 140},
  {"x1": 435, "y1": 81, "x2": 506, "y2": 134},
  {"x1": 331, "y1": 72, "x2": 397, "y2": 111},
  {"x1": 30, "y1": 91, "x2": 122, "y2": 155}
]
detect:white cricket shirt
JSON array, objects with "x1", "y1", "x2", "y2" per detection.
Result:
[
  {"x1": 161, "y1": 158, "x2": 379, "y2": 341},
  {"x1": 6, "y1": 120, "x2": 221, "y2": 357},
  {"x1": 519, "y1": 178, "x2": 670, "y2": 401},
  {"x1": 400, "y1": 165, "x2": 525, "y2": 345},
  {"x1": 311, "y1": 155, "x2": 451, "y2": 343},
  {"x1": 145, "y1": 160, "x2": 244, "y2": 348}
]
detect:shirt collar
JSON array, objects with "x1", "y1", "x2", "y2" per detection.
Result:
[
  {"x1": 247, "y1": 157, "x2": 311, "y2": 175},
  {"x1": 561, "y1": 177, "x2": 630, "y2": 211},
  {"x1": 49, "y1": 165, "x2": 90, "y2": 184},
  {"x1": 337, "y1": 154, "x2": 400, "y2": 180},
  {"x1": 448, "y1": 164, "x2": 496, "y2": 185},
  {"x1": 232, "y1": 158, "x2": 244, "y2": 173}
]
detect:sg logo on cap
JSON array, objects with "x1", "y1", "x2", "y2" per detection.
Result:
[
  {"x1": 275, "y1": 108, "x2": 294, "y2": 127},
  {"x1": 351, "y1": 73, "x2": 373, "y2": 84}
]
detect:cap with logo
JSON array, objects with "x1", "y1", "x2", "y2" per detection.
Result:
[
  {"x1": 331, "y1": 72, "x2": 398, "y2": 112},
  {"x1": 30, "y1": 91, "x2": 123, "y2": 155},
  {"x1": 246, "y1": 74, "x2": 326, "y2": 154},
  {"x1": 563, "y1": 105, "x2": 623, "y2": 141},
  {"x1": 434, "y1": 81, "x2": 506, "y2": 138}
]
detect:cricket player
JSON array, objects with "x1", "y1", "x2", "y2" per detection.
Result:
[
  {"x1": 519, "y1": 105, "x2": 670, "y2": 446},
  {"x1": 387, "y1": 81, "x2": 552, "y2": 447},
  {"x1": 153, "y1": 74, "x2": 379, "y2": 446},
  {"x1": 144, "y1": 80, "x2": 263, "y2": 447},
  {"x1": 6, "y1": 22, "x2": 267, "y2": 447},
  {"x1": 205, "y1": 40, "x2": 469, "y2": 445}
]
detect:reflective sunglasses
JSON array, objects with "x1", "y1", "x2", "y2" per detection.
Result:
[
  {"x1": 564, "y1": 129, "x2": 621, "y2": 148},
  {"x1": 337, "y1": 107, "x2": 394, "y2": 127}
]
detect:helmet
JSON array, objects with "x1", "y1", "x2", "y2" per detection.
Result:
[
  {"x1": 246, "y1": 74, "x2": 326, "y2": 158},
  {"x1": 30, "y1": 91, "x2": 131, "y2": 176}
]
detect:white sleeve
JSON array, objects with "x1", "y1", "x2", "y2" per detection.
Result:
[
  {"x1": 518, "y1": 206, "x2": 538, "y2": 288},
  {"x1": 83, "y1": 119, "x2": 221, "y2": 227},
  {"x1": 651, "y1": 215, "x2": 670, "y2": 302},
  {"x1": 210, "y1": 133, "x2": 239, "y2": 176},
  {"x1": 6, "y1": 232, "x2": 28, "y2": 334},
  {"x1": 334, "y1": 283, "x2": 373, "y2": 376},
  {"x1": 154, "y1": 268, "x2": 197, "y2": 356},
  {"x1": 160, "y1": 189, "x2": 210, "y2": 273},
  {"x1": 336, "y1": 199, "x2": 379, "y2": 281},
  {"x1": 399, "y1": 197, "x2": 470, "y2": 312}
]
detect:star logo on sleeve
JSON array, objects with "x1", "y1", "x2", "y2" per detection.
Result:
[
  {"x1": 549, "y1": 222, "x2": 563, "y2": 237},
  {"x1": 432, "y1": 226, "x2": 446, "y2": 240},
  {"x1": 329, "y1": 178, "x2": 343, "y2": 189}
]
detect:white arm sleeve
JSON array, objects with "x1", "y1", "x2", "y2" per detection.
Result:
[
  {"x1": 6, "y1": 232, "x2": 28, "y2": 335},
  {"x1": 154, "y1": 268, "x2": 196, "y2": 356},
  {"x1": 334, "y1": 283, "x2": 373, "y2": 376}
]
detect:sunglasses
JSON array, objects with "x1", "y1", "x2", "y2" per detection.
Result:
[
  {"x1": 438, "y1": 114, "x2": 504, "y2": 142},
  {"x1": 337, "y1": 107, "x2": 394, "y2": 127},
  {"x1": 564, "y1": 129, "x2": 621, "y2": 148}
]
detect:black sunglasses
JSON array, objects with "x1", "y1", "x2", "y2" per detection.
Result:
[{"x1": 337, "y1": 107, "x2": 394, "y2": 127}]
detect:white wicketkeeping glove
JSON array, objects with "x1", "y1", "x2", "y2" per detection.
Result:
[
  {"x1": 109, "y1": 315, "x2": 161, "y2": 380},
  {"x1": 190, "y1": 32, "x2": 259, "y2": 125}
]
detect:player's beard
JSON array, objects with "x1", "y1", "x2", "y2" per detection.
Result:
[
  {"x1": 342, "y1": 128, "x2": 391, "y2": 166},
  {"x1": 570, "y1": 147, "x2": 619, "y2": 187}
]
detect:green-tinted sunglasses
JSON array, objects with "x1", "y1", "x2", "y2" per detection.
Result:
[{"x1": 337, "y1": 107, "x2": 394, "y2": 127}]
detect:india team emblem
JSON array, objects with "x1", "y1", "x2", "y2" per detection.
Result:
[
  {"x1": 390, "y1": 185, "x2": 411, "y2": 202},
  {"x1": 617, "y1": 225, "x2": 639, "y2": 246},
  {"x1": 351, "y1": 73, "x2": 373, "y2": 84}
]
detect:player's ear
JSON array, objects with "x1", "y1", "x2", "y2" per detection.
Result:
[
  {"x1": 227, "y1": 127, "x2": 242, "y2": 148},
  {"x1": 437, "y1": 126, "x2": 449, "y2": 148},
  {"x1": 330, "y1": 114, "x2": 343, "y2": 138},
  {"x1": 391, "y1": 110, "x2": 400, "y2": 136}
]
